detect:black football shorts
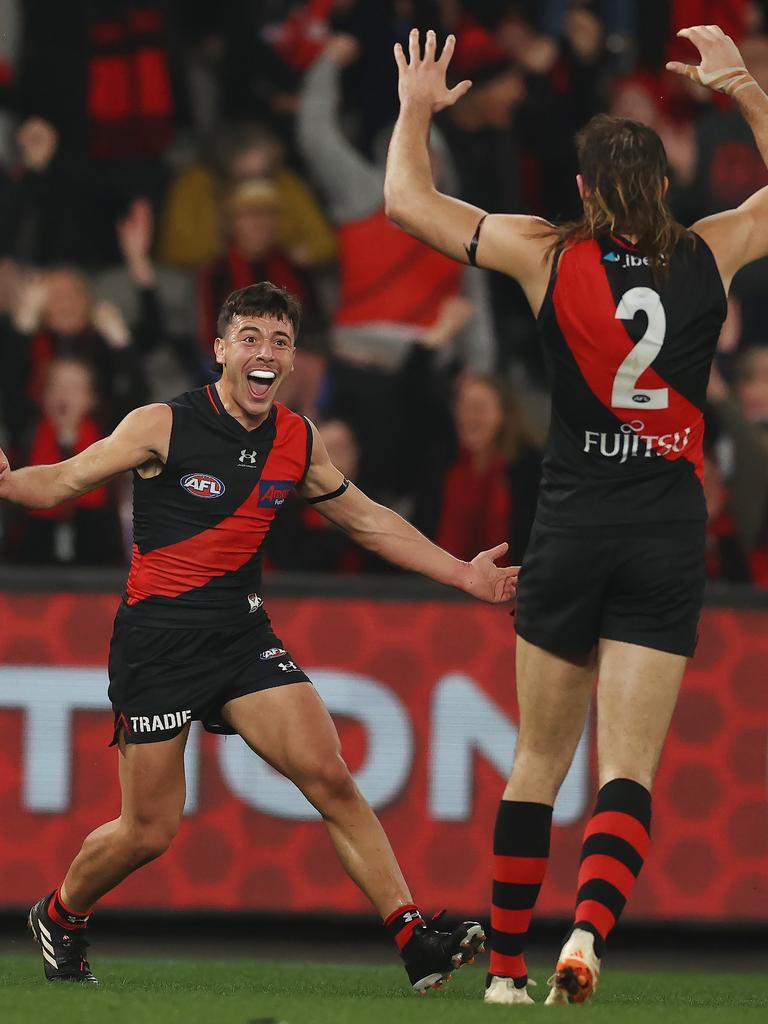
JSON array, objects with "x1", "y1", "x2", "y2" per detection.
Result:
[
  {"x1": 515, "y1": 519, "x2": 707, "y2": 658},
  {"x1": 108, "y1": 608, "x2": 310, "y2": 745}
]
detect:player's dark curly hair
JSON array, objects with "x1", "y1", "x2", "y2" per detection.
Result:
[
  {"x1": 216, "y1": 281, "x2": 301, "y2": 338},
  {"x1": 547, "y1": 115, "x2": 693, "y2": 268}
]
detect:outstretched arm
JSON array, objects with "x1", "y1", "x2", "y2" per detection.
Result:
[
  {"x1": 297, "y1": 421, "x2": 517, "y2": 603},
  {"x1": 384, "y1": 28, "x2": 554, "y2": 313},
  {"x1": 668, "y1": 25, "x2": 768, "y2": 287},
  {"x1": 0, "y1": 404, "x2": 171, "y2": 509}
]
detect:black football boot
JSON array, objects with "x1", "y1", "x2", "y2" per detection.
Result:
[
  {"x1": 28, "y1": 893, "x2": 98, "y2": 984},
  {"x1": 401, "y1": 915, "x2": 486, "y2": 993}
]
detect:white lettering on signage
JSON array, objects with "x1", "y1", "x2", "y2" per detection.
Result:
[
  {"x1": 218, "y1": 670, "x2": 414, "y2": 820},
  {"x1": 429, "y1": 673, "x2": 589, "y2": 826},
  {"x1": 0, "y1": 668, "x2": 201, "y2": 815},
  {"x1": 0, "y1": 667, "x2": 588, "y2": 824}
]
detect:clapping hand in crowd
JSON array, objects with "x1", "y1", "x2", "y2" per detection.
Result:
[
  {"x1": 117, "y1": 198, "x2": 156, "y2": 288},
  {"x1": 13, "y1": 272, "x2": 50, "y2": 334},
  {"x1": 92, "y1": 301, "x2": 131, "y2": 350},
  {"x1": 422, "y1": 295, "x2": 474, "y2": 349},
  {"x1": 323, "y1": 34, "x2": 361, "y2": 68}
]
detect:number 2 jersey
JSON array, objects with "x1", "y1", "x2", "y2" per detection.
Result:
[
  {"x1": 535, "y1": 231, "x2": 727, "y2": 526},
  {"x1": 123, "y1": 384, "x2": 311, "y2": 626}
]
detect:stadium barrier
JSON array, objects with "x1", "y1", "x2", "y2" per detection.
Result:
[{"x1": 0, "y1": 569, "x2": 766, "y2": 921}]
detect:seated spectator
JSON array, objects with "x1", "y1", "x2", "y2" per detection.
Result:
[
  {"x1": 4, "y1": 268, "x2": 149, "y2": 444},
  {"x1": 197, "y1": 178, "x2": 328, "y2": 361},
  {"x1": 265, "y1": 418, "x2": 368, "y2": 573},
  {"x1": 414, "y1": 373, "x2": 541, "y2": 565},
  {"x1": 157, "y1": 122, "x2": 336, "y2": 270},
  {"x1": 4, "y1": 357, "x2": 125, "y2": 566}
]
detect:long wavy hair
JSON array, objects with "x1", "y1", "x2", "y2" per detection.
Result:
[{"x1": 547, "y1": 114, "x2": 692, "y2": 267}]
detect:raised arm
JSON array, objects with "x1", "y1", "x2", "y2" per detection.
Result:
[
  {"x1": 298, "y1": 420, "x2": 517, "y2": 603},
  {"x1": 668, "y1": 25, "x2": 768, "y2": 288},
  {"x1": 384, "y1": 28, "x2": 554, "y2": 314},
  {"x1": 297, "y1": 39, "x2": 383, "y2": 223},
  {"x1": 0, "y1": 403, "x2": 171, "y2": 510}
]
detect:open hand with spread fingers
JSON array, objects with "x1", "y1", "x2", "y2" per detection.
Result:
[
  {"x1": 462, "y1": 542, "x2": 519, "y2": 605},
  {"x1": 666, "y1": 24, "x2": 758, "y2": 97},
  {"x1": 394, "y1": 28, "x2": 472, "y2": 113}
]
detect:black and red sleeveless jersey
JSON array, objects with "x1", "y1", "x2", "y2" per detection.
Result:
[
  {"x1": 123, "y1": 385, "x2": 312, "y2": 625},
  {"x1": 535, "y1": 232, "x2": 727, "y2": 526}
]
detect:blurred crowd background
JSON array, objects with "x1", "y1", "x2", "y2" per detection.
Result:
[{"x1": 1, "y1": 0, "x2": 768, "y2": 585}]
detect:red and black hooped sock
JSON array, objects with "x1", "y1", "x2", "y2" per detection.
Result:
[
  {"x1": 489, "y1": 800, "x2": 552, "y2": 988},
  {"x1": 47, "y1": 888, "x2": 90, "y2": 930},
  {"x1": 573, "y1": 777, "x2": 651, "y2": 958},
  {"x1": 384, "y1": 904, "x2": 424, "y2": 951}
]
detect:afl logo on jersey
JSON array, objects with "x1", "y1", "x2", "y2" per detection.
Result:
[{"x1": 180, "y1": 473, "x2": 226, "y2": 498}]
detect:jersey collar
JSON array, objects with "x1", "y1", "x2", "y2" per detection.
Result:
[{"x1": 206, "y1": 382, "x2": 277, "y2": 436}]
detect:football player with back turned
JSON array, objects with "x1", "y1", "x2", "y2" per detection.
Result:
[
  {"x1": 385, "y1": 22, "x2": 768, "y2": 1006},
  {"x1": 0, "y1": 281, "x2": 519, "y2": 991}
]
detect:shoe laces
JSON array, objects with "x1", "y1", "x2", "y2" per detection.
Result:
[{"x1": 59, "y1": 932, "x2": 92, "y2": 974}]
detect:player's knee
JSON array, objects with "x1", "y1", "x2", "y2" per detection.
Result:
[
  {"x1": 125, "y1": 816, "x2": 180, "y2": 863},
  {"x1": 299, "y1": 753, "x2": 358, "y2": 807}
]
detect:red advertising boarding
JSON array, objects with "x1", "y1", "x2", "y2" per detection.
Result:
[{"x1": 0, "y1": 590, "x2": 766, "y2": 920}]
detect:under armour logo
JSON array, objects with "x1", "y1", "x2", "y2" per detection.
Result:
[
  {"x1": 402, "y1": 911, "x2": 422, "y2": 924},
  {"x1": 239, "y1": 449, "x2": 258, "y2": 465},
  {"x1": 278, "y1": 661, "x2": 299, "y2": 672}
]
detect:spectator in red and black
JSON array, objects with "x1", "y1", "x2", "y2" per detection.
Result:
[
  {"x1": 413, "y1": 373, "x2": 541, "y2": 566},
  {"x1": 702, "y1": 450, "x2": 752, "y2": 583},
  {"x1": 4, "y1": 267, "x2": 149, "y2": 448},
  {"x1": 197, "y1": 178, "x2": 328, "y2": 375},
  {"x1": 265, "y1": 418, "x2": 369, "y2": 574},
  {"x1": 3, "y1": 356, "x2": 125, "y2": 566},
  {"x1": 297, "y1": 35, "x2": 496, "y2": 500},
  {"x1": 14, "y1": 0, "x2": 187, "y2": 264}
]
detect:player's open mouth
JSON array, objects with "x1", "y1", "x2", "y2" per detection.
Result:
[{"x1": 246, "y1": 369, "x2": 277, "y2": 400}]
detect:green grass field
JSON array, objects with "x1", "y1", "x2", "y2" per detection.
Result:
[{"x1": 1, "y1": 954, "x2": 766, "y2": 1024}]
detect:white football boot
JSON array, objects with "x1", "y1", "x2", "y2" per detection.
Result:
[
  {"x1": 484, "y1": 976, "x2": 537, "y2": 1005},
  {"x1": 544, "y1": 928, "x2": 601, "y2": 1005}
]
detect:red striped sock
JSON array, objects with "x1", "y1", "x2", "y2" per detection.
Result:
[
  {"x1": 573, "y1": 778, "x2": 651, "y2": 957},
  {"x1": 489, "y1": 800, "x2": 552, "y2": 988},
  {"x1": 384, "y1": 904, "x2": 424, "y2": 950}
]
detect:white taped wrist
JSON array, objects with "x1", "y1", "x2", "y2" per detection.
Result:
[{"x1": 693, "y1": 65, "x2": 755, "y2": 96}]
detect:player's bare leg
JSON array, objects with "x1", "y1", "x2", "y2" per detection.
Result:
[
  {"x1": 29, "y1": 725, "x2": 189, "y2": 983},
  {"x1": 61, "y1": 725, "x2": 190, "y2": 910},
  {"x1": 224, "y1": 684, "x2": 410, "y2": 915},
  {"x1": 224, "y1": 684, "x2": 485, "y2": 991},
  {"x1": 504, "y1": 637, "x2": 595, "y2": 803},
  {"x1": 485, "y1": 636, "x2": 594, "y2": 1005},
  {"x1": 596, "y1": 639, "x2": 685, "y2": 790},
  {"x1": 546, "y1": 640, "x2": 686, "y2": 1006}
]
